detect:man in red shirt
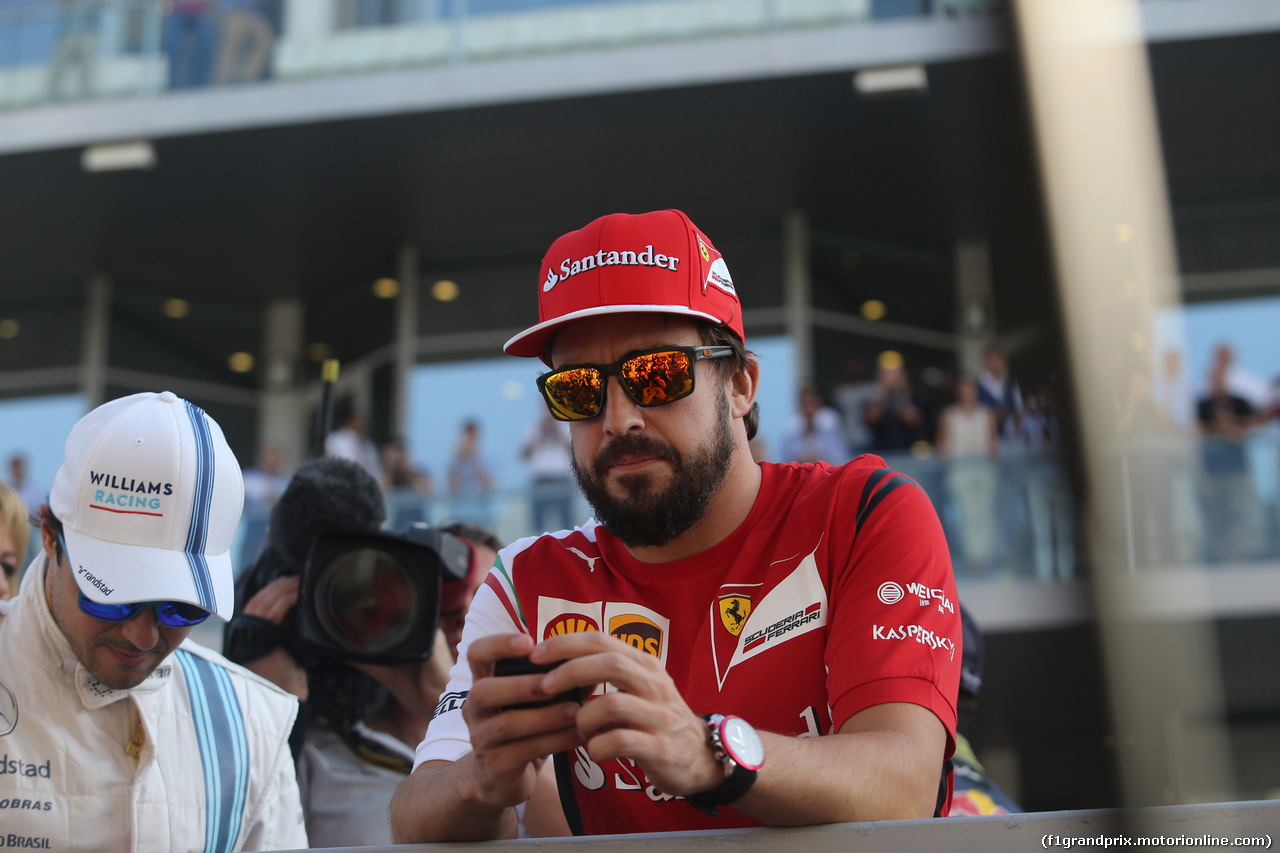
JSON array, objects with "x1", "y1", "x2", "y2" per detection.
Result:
[{"x1": 391, "y1": 209, "x2": 960, "y2": 841}]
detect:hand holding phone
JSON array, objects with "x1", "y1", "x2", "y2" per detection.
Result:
[{"x1": 491, "y1": 656, "x2": 584, "y2": 710}]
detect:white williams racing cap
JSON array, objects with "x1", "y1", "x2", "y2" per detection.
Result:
[{"x1": 49, "y1": 391, "x2": 245, "y2": 621}]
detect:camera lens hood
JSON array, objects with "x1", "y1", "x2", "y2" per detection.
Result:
[{"x1": 297, "y1": 531, "x2": 447, "y2": 664}]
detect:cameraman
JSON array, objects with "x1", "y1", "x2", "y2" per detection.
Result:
[{"x1": 225, "y1": 457, "x2": 499, "y2": 847}]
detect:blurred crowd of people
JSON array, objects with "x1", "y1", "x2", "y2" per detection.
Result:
[
  {"x1": 1122, "y1": 342, "x2": 1280, "y2": 566},
  {"x1": 12, "y1": 339, "x2": 1280, "y2": 590},
  {"x1": 778, "y1": 345, "x2": 1061, "y2": 467},
  {"x1": 44, "y1": 0, "x2": 277, "y2": 103},
  {"x1": 770, "y1": 338, "x2": 1280, "y2": 576},
  {"x1": 775, "y1": 345, "x2": 1070, "y2": 579}
]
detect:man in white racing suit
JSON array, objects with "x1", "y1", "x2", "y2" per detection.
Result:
[{"x1": 0, "y1": 391, "x2": 308, "y2": 852}]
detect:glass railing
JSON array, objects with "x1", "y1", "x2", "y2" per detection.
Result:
[
  {"x1": 231, "y1": 430, "x2": 1280, "y2": 583},
  {"x1": 231, "y1": 450, "x2": 1072, "y2": 582},
  {"x1": 0, "y1": 0, "x2": 1004, "y2": 112}
]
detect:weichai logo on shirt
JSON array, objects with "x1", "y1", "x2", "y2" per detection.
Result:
[
  {"x1": 608, "y1": 614, "x2": 663, "y2": 658},
  {"x1": 544, "y1": 614, "x2": 600, "y2": 639}
]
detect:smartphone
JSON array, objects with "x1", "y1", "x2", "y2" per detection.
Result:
[{"x1": 492, "y1": 656, "x2": 584, "y2": 709}]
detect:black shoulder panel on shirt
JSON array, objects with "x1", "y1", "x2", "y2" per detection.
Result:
[{"x1": 854, "y1": 468, "x2": 920, "y2": 544}]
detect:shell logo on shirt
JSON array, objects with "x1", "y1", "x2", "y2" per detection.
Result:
[
  {"x1": 545, "y1": 613, "x2": 600, "y2": 639},
  {"x1": 537, "y1": 597, "x2": 670, "y2": 694}
]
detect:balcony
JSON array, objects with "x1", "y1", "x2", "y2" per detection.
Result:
[{"x1": 0, "y1": 0, "x2": 1016, "y2": 113}]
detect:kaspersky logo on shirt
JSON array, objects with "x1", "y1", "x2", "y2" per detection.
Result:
[{"x1": 87, "y1": 470, "x2": 173, "y2": 517}]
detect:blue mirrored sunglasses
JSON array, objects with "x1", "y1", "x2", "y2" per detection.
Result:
[
  {"x1": 58, "y1": 532, "x2": 210, "y2": 628},
  {"x1": 77, "y1": 592, "x2": 211, "y2": 628}
]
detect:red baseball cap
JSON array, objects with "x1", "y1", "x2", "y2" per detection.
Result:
[{"x1": 503, "y1": 209, "x2": 744, "y2": 363}]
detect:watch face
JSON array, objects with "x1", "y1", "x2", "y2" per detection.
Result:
[{"x1": 719, "y1": 716, "x2": 765, "y2": 771}]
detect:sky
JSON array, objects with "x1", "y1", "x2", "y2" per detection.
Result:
[{"x1": 1155, "y1": 294, "x2": 1280, "y2": 390}]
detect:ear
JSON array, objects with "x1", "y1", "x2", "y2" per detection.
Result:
[
  {"x1": 40, "y1": 517, "x2": 60, "y2": 564},
  {"x1": 728, "y1": 355, "x2": 760, "y2": 421}
]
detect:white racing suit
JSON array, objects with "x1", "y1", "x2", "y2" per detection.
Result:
[{"x1": 0, "y1": 560, "x2": 308, "y2": 852}]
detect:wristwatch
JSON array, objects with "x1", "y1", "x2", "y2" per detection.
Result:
[{"x1": 684, "y1": 714, "x2": 765, "y2": 816}]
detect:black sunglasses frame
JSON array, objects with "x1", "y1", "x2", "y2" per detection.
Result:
[{"x1": 537, "y1": 345, "x2": 735, "y2": 422}]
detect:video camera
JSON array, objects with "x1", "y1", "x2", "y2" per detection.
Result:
[
  {"x1": 228, "y1": 521, "x2": 471, "y2": 667},
  {"x1": 295, "y1": 523, "x2": 472, "y2": 664}
]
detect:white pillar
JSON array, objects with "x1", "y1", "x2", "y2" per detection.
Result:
[
  {"x1": 81, "y1": 273, "x2": 111, "y2": 409},
  {"x1": 954, "y1": 240, "x2": 994, "y2": 376},
  {"x1": 393, "y1": 243, "x2": 420, "y2": 440},
  {"x1": 1014, "y1": 0, "x2": 1231, "y2": 810},
  {"x1": 259, "y1": 298, "x2": 307, "y2": 469},
  {"x1": 783, "y1": 209, "x2": 812, "y2": 388}
]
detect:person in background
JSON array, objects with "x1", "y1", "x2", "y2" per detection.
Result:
[
  {"x1": 1197, "y1": 361, "x2": 1265, "y2": 562},
  {"x1": 164, "y1": 0, "x2": 217, "y2": 90},
  {"x1": 228, "y1": 458, "x2": 503, "y2": 847},
  {"x1": 1153, "y1": 347, "x2": 1195, "y2": 437},
  {"x1": 977, "y1": 344, "x2": 1022, "y2": 443},
  {"x1": 381, "y1": 435, "x2": 434, "y2": 527},
  {"x1": 1208, "y1": 342, "x2": 1271, "y2": 413},
  {"x1": 522, "y1": 407, "x2": 575, "y2": 533},
  {"x1": 325, "y1": 399, "x2": 382, "y2": 481},
  {"x1": 8, "y1": 452, "x2": 44, "y2": 511},
  {"x1": 215, "y1": 0, "x2": 274, "y2": 85},
  {"x1": 293, "y1": 522, "x2": 502, "y2": 848},
  {"x1": 382, "y1": 436, "x2": 433, "y2": 495},
  {"x1": 437, "y1": 522, "x2": 502, "y2": 662},
  {"x1": 0, "y1": 391, "x2": 307, "y2": 851},
  {"x1": 242, "y1": 441, "x2": 292, "y2": 507},
  {"x1": 935, "y1": 375, "x2": 998, "y2": 574},
  {"x1": 47, "y1": 0, "x2": 102, "y2": 101},
  {"x1": 915, "y1": 366, "x2": 954, "y2": 447},
  {"x1": 447, "y1": 419, "x2": 495, "y2": 528},
  {"x1": 830, "y1": 356, "x2": 878, "y2": 456},
  {"x1": 778, "y1": 382, "x2": 849, "y2": 464},
  {"x1": 864, "y1": 351, "x2": 923, "y2": 453},
  {"x1": 0, "y1": 481, "x2": 28, "y2": 599},
  {"x1": 1147, "y1": 350, "x2": 1204, "y2": 565}
]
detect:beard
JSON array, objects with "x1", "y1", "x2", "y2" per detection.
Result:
[{"x1": 571, "y1": 390, "x2": 737, "y2": 549}]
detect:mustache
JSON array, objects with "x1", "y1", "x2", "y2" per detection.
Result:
[
  {"x1": 102, "y1": 639, "x2": 161, "y2": 655},
  {"x1": 593, "y1": 434, "x2": 680, "y2": 478}
]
